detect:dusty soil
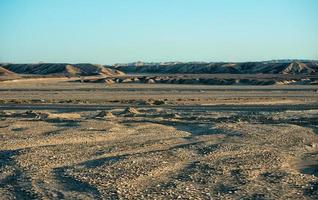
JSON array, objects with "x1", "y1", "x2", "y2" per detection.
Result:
[
  {"x1": 0, "y1": 79, "x2": 318, "y2": 199},
  {"x1": 0, "y1": 77, "x2": 317, "y2": 106}
]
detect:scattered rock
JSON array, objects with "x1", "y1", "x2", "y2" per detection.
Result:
[
  {"x1": 123, "y1": 107, "x2": 140, "y2": 115},
  {"x1": 18, "y1": 111, "x2": 45, "y2": 119},
  {"x1": 0, "y1": 111, "x2": 11, "y2": 117},
  {"x1": 153, "y1": 99, "x2": 166, "y2": 105},
  {"x1": 95, "y1": 111, "x2": 115, "y2": 119},
  {"x1": 310, "y1": 143, "x2": 317, "y2": 148},
  {"x1": 172, "y1": 113, "x2": 181, "y2": 118}
]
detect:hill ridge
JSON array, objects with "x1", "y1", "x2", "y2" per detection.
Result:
[
  {"x1": 109, "y1": 60, "x2": 317, "y2": 74},
  {"x1": 0, "y1": 63, "x2": 125, "y2": 76}
]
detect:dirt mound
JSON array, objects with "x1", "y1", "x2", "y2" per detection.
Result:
[{"x1": 1, "y1": 63, "x2": 125, "y2": 77}]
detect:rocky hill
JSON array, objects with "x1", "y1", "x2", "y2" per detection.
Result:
[
  {"x1": 1, "y1": 63, "x2": 125, "y2": 77},
  {"x1": 110, "y1": 61, "x2": 318, "y2": 74}
]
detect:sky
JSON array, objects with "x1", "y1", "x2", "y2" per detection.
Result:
[{"x1": 0, "y1": 0, "x2": 318, "y2": 64}]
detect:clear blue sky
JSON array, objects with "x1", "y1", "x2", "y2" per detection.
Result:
[{"x1": 1, "y1": 0, "x2": 317, "y2": 64}]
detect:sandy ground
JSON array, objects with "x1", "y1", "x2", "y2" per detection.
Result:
[
  {"x1": 0, "y1": 79, "x2": 318, "y2": 199},
  {"x1": 0, "y1": 77, "x2": 318, "y2": 106}
]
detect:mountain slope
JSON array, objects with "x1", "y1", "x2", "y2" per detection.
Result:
[
  {"x1": 282, "y1": 61, "x2": 316, "y2": 74},
  {"x1": 0, "y1": 67, "x2": 17, "y2": 76},
  {"x1": 110, "y1": 61, "x2": 318, "y2": 75},
  {"x1": 0, "y1": 67, "x2": 20, "y2": 80},
  {"x1": 1, "y1": 63, "x2": 125, "y2": 76}
]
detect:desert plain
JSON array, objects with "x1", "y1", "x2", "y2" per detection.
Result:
[{"x1": 0, "y1": 62, "x2": 318, "y2": 199}]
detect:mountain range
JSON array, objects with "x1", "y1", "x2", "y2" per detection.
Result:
[
  {"x1": 0, "y1": 63, "x2": 124, "y2": 78},
  {"x1": 109, "y1": 60, "x2": 318, "y2": 74},
  {"x1": 1, "y1": 61, "x2": 317, "y2": 81}
]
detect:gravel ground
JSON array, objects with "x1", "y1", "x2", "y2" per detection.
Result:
[
  {"x1": 0, "y1": 80, "x2": 318, "y2": 199},
  {"x1": 0, "y1": 107, "x2": 317, "y2": 199}
]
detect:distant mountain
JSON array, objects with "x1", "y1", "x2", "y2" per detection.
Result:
[
  {"x1": 264, "y1": 59, "x2": 318, "y2": 64},
  {"x1": 1, "y1": 63, "x2": 125, "y2": 77},
  {"x1": 1, "y1": 61, "x2": 317, "y2": 78},
  {"x1": 109, "y1": 60, "x2": 318, "y2": 74}
]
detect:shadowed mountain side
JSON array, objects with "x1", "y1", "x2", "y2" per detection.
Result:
[
  {"x1": 110, "y1": 61, "x2": 318, "y2": 75},
  {"x1": 1, "y1": 63, "x2": 125, "y2": 77}
]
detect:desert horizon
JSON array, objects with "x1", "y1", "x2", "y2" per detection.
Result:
[
  {"x1": 0, "y1": 59, "x2": 318, "y2": 199},
  {"x1": 1, "y1": 0, "x2": 318, "y2": 199}
]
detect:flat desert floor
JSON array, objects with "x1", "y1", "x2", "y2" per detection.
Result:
[{"x1": 0, "y1": 78, "x2": 318, "y2": 199}]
